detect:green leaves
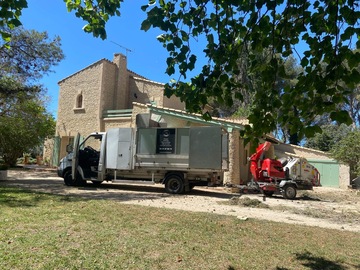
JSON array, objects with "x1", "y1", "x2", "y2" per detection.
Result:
[
  {"x1": 330, "y1": 111, "x2": 353, "y2": 125},
  {"x1": 138, "y1": 0, "x2": 360, "y2": 143},
  {"x1": 331, "y1": 129, "x2": 360, "y2": 178},
  {"x1": 2, "y1": 0, "x2": 358, "y2": 143},
  {"x1": 64, "y1": 0, "x2": 123, "y2": 39},
  {"x1": 0, "y1": 28, "x2": 64, "y2": 82},
  {"x1": 0, "y1": 0, "x2": 28, "y2": 42},
  {"x1": 0, "y1": 77, "x2": 55, "y2": 166}
]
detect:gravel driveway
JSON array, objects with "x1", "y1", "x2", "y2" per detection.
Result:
[{"x1": 2, "y1": 168, "x2": 360, "y2": 233}]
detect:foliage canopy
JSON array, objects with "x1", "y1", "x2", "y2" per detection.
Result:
[
  {"x1": 0, "y1": 27, "x2": 64, "y2": 84},
  {"x1": 140, "y1": 0, "x2": 360, "y2": 142},
  {"x1": 1, "y1": 0, "x2": 360, "y2": 141},
  {"x1": 0, "y1": 26, "x2": 63, "y2": 165},
  {"x1": 305, "y1": 124, "x2": 351, "y2": 152},
  {"x1": 331, "y1": 129, "x2": 360, "y2": 178},
  {"x1": 0, "y1": 78, "x2": 56, "y2": 166}
]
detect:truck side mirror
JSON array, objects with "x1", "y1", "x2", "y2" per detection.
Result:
[{"x1": 66, "y1": 144, "x2": 73, "y2": 153}]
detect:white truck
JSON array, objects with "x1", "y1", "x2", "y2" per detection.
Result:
[{"x1": 57, "y1": 126, "x2": 228, "y2": 194}]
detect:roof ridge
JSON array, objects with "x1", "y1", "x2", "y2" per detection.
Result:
[{"x1": 58, "y1": 58, "x2": 113, "y2": 84}]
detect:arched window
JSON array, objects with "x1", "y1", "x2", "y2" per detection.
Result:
[{"x1": 76, "y1": 94, "x2": 83, "y2": 108}]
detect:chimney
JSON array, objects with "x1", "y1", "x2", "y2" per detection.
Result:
[{"x1": 113, "y1": 53, "x2": 129, "y2": 109}]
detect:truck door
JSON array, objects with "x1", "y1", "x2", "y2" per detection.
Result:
[
  {"x1": 189, "y1": 127, "x2": 222, "y2": 169},
  {"x1": 71, "y1": 133, "x2": 80, "y2": 181},
  {"x1": 106, "y1": 128, "x2": 133, "y2": 170},
  {"x1": 97, "y1": 132, "x2": 107, "y2": 181}
]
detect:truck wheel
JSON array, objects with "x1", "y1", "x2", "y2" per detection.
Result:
[
  {"x1": 92, "y1": 181, "x2": 103, "y2": 186},
  {"x1": 64, "y1": 171, "x2": 75, "y2": 186},
  {"x1": 283, "y1": 185, "x2": 297, "y2": 199},
  {"x1": 165, "y1": 175, "x2": 184, "y2": 194},
  {"x1": 64, "y1": 171, "x2": 85, "y2": 186}
]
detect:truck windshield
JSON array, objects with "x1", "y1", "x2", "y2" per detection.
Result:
[{"x1": 79, "y1": 135, "x2": 102, "y2": 152}]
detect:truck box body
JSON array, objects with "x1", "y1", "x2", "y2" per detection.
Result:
[
  {"x1": 106, "y1": 127, "x2": 226, "y2": 171},
  {"x1": 102, "y1": 127, "x2": 228, "y2": 183}
]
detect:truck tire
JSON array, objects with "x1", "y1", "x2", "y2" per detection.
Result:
[
  {"x1": 282, "y1": 185, "x2": 297, "y2": 199},
  {"x1": 64, "y1": 170, "x2": 85, "y2": 186},
  {"x1": 91, "y1": 181, "x2": 103, "y2": 186},
  {"x1": 164, "y1": 175, "x2": 184, "y2": 194},
  {"x1": 64, "y1": 171, "x2": 75, "y2": 186}
]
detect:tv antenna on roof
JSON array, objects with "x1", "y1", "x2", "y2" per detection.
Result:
[{"x1": 110, "y1": 41, "x2": 133, "y2": 57}]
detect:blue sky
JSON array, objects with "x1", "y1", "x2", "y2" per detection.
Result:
[{"x1": 21, "y1": 0, "x2": 196, "y2": 118}]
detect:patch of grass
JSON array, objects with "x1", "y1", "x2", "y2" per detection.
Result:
[
  {"x1": 227, "y1": 196, "x2": 269, "y2": 208},
  {"x1": 300, "y1": 189, "x2": 360, "y2": 203},
  {"x1": 0, "y1": 186, "x2": 360, "y2": 270},
  {"x1": 273, "y1": 204, "x2": 360, "y2": 224}
]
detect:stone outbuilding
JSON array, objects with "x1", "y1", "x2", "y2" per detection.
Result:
[{"x1": 274, "y1": 143, "x2": 349, "y2": 189}]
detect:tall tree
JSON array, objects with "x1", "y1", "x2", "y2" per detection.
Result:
[
  {"x1": 0, "y1": 76, "x2": 39, "y2": 116},
  {"x1": 305, "y1": 124, "x2": 351, "y2": 152},
  {"x1": 0, "y1": 86, "x2": 55, "y2": 166},
  {"x1": 0, "y1": 26, "x2": 63, "y2": 165},
  {"x1": 0, "y1": 27, "x2": 64, "y2": 84},
  {"x1": 345, "y1": 86, "x2": 360, "y2": 127},
  {"x1": 331, "y1": 130, "x2": 360, "y2": 179},
  {"x1": 341, "y1": 51, "x2": 360, "y2": 127}
]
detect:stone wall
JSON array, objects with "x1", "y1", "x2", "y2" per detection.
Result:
[
  {"x1": 104, "y1": 118, "x2": 132, "y2": 130},
  {"x1": 57, "y1": 60, "x2": 107, "y2": 137},
  {"x1": 223, "y1": 130, "x2": 241, "y2": 186},
  {"x1": 99, "y1": 60, "x2": 117, "y2": 114},
  {"x1": 239, "y1": 138, "x2": 251, "y2": 183},
  {"x1": 163, "y1": 94, "x2": 185, "y2": 110},
  {"x1": 339, "y1": 164, "x2": 350, "y2": 189},
  {"x1": 131, "y1": 103, "x2": 150, "y2": 127},
  {"x1": 43, "y1": 138, "x2": 55, "y2": 166},
  {"x1": 129, "y1": 77, "x2": 165, "y2": 106},
  {"x1": 56, "y1": 60, "x2": 116, "y2": 160}
]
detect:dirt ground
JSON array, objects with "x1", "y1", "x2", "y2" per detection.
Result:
[{"x1": 2, "y1": 168, "x2": 360, "y2": 233}]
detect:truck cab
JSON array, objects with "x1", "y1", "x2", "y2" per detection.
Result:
[{"x1": 57, "y1": 132, "x2": 105, "y2": 186}]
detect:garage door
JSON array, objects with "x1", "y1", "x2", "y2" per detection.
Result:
[{"x1": 307, "y1": 159, "x2": 339, "y2": 187}]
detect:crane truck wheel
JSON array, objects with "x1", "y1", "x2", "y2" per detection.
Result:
[
  {"x1": 282, "y1": 185, "x2": 297, "y2": 199},
  {"x1": 164, "y1": 174, "x2": 184, "y2": 194}
]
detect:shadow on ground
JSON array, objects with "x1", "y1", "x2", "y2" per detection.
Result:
[
  {"x1": 1, "y1": 169, "x2": 234, "y2": 206},
  {"x1": 274, "y1": 250, "x2": 357, "y2": 270}
]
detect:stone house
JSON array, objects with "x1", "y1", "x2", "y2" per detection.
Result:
[
  {"x1": 49, "y1": 53, "x2": 184, "y2": 165},
  {"x1": 46, "y1": 53, "x2": 350, "y2": 189}
]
